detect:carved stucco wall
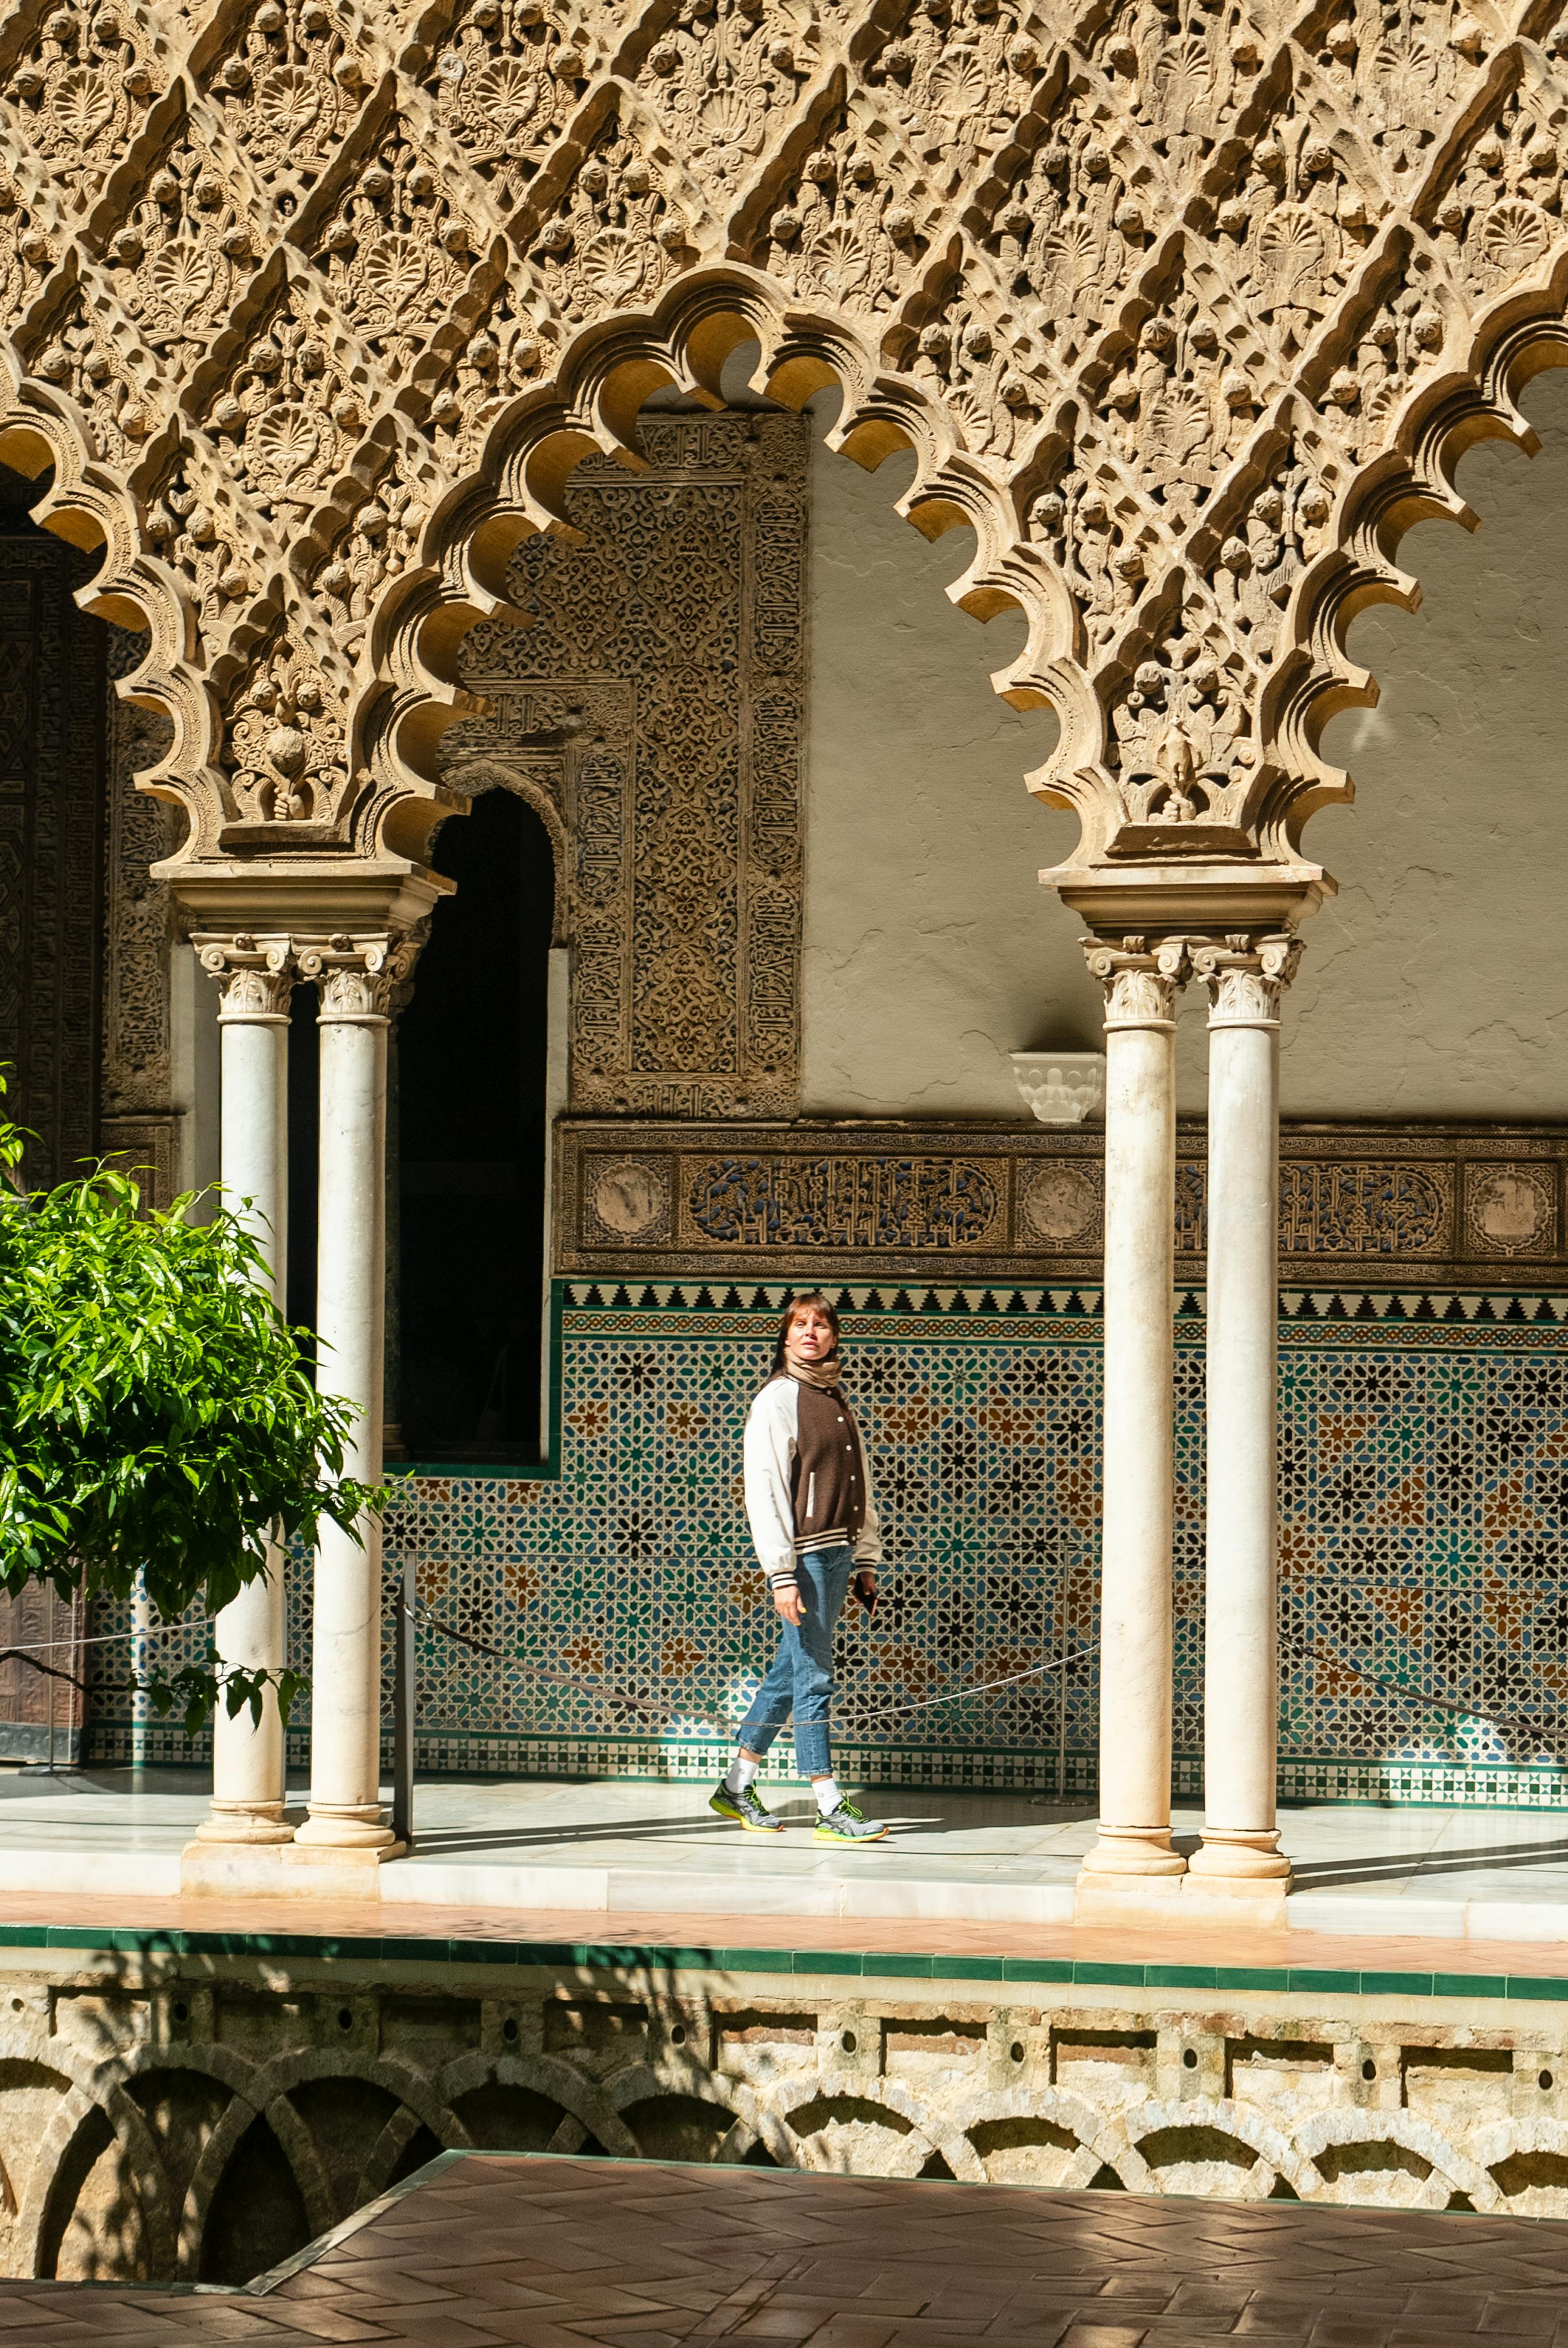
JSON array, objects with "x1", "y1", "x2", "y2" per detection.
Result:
[
  {"x1": 801, "y1": 372, "x2": 1568, "y2": 1120},
  {"x1": 11, "y1": 0, "x2": 1568, "y2": 941},
  {"x1": 442, "y1": 409, "x2": 807, "y2": 1121}
]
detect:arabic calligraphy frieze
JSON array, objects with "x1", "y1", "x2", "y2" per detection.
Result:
[
  {"x1": 556, "y1": 1122, "x2": 1567, "y2": 1285},
  {"x1": 685, "y1": 1155, "x2": 1002, "y2": 1252}
]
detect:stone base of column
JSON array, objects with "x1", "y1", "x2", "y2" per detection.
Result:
[
  {"x1": 1079, "y1": 1825, "x2": 1188, "y2": 1878},
  {"x1": 1190, "y1": 1829, "x2": 1291, "y2": 1883},
  {"x1": 180, "y1": 1838, "x2": 405, "y2": 1899},
  {"x1": 1075, "y1": 1869, "x2": 1290, "y2": 1930},
  {"x1": 295, "y1": 1806, "x2": 399, "y2": 1852},
  {"x1": 192, "y1": 1802, "x2": 294, "y2": 1847}
]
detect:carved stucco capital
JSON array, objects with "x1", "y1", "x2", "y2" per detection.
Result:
[
  {"x1": 296, "y1": 931, "x2": 426, "y2": 1024},
  {"x1": 1192, "y1": 933, "x2": 1304, "y2": 1030},
  {"x1": 1081, "y1": 934, "x2": 1190, "y2": 1032},
  {"x1": 194, "y1": 933, "x2": 297, "y2": 1024}
]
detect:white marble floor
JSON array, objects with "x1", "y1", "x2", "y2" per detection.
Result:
[{"x1": 2, "y1": 1766, "x2": 1568, "y2": 1934}]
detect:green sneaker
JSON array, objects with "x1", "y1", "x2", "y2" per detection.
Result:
[
  {"x1": 710, "y1": 1779, "x2": 784, "y2": 1834},
  {"x1": 813, "y1": 1797, "x2": 889, "y2": 1844}
]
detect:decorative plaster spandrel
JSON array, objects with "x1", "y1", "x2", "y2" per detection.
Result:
[
  {"x1": 894, "y1": 259, "x2": 1041, "y2": 464},
  {"x1": 202, "y1": 273, "x2": 363, "y2": 530},
  {"x1": 5, "y1": 0, "x2": 1568, "y2": 905},
  {"x1": 222, "y1": 626, "x2": 352, "y2": 829},
  {"x1": 94, "y1": 112, "x2": 258, "y2": 363},
  {"x1": 425, "y1": 0, "x2": 597, "y2": 214},
  {"x1": 518, "y1": 99, "x2": 693, "y2": 326},
  {"x1": 200, "y1": 0, "x2": 371, "y2": 196},
  {"x1": 23, "y1": 277, "x2": 155, "y2": 463},
  {"x1": 982, "y1": 86, "x2": 1156, "y2": 377},
  {"x1": 859, "y1": 0, "x2": 1049, "y2": 205},
  {"x1": 2, "y1": 0, "x2": 163, "y2": 212},
  {"x1": 753, "y1": 98, "x2": 932, "y2": 315},
  {"x1": 631, "y1": 0, "x2": 818, "y2": 203},
  {"x1": 419, "y1": 278, "x2": 558, "y2": 473},
  {"x1": 0, "y1": 166, "x2": 56, "y2": 318},
  {"x1": 144, "y1": 445, "x2": 261, "y2": 635},
  {"x1": 306, "y1": 114, "x2": 482, "y2": 369}
]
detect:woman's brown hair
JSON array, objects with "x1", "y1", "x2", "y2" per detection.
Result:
[{"x1": 770, "y1": 1290, "x2": 840, "y2": 1376}]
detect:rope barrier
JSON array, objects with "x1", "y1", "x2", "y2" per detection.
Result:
[
  {"x1": 1309, "y1": 1641, "x2": 1556, "y2": 1745},
  {"x1": 410, "y1": 1599, "x2": 1094, "y2": 1737}
]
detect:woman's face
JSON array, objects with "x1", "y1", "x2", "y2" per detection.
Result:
[{"x1": 786, "y1": 1304, "x2": 835, "y2": 1361}]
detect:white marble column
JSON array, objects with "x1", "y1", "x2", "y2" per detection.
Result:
[
  {"x1": 1080, "y1": 936, "x2": 1189, "y2": 1880},
  {"x1": 296, "y1": 936, "x2": 416, "y2": 1851},
  {"x1": 194, "y1": 938, "x2": 294, "y2": 1846},
  {"x1": 1190, "y1": 934, "x2": 1302, "y2": 1884}
]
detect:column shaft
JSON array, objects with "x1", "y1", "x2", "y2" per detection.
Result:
[
  {"x1": 195, "y1": 943, "x2": 293, "y2": 1846},
  {"x1": 1081, "y1": 938, "x2": 1188, "y2": 1878},
  {"x1": 297, "y1": 943, "x2": 405, "y2": 1849},
  {"x1": 1192, "y1": 935, "x2": 1301, "y2": 1882}
]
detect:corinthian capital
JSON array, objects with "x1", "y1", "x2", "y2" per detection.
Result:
[
  {"x1": 297, "y1": 931, "x2": 425, "y2": 1024},
  {"x1": 194, "y1": 934, "x2": 297, "y2": 1023},
  {"x1": 1081, "y1": 934, "x2": 1190, "y2": 1032},
  {"x1": 1192, "y1": 933, "x2": 1303, "y2": 1028}
]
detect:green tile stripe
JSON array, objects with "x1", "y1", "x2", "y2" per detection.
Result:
[{"x1": 2, "y1": 1922, "x2": 1566, "y2": 2003}]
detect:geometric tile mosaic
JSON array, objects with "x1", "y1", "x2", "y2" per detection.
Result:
[{"x1": 84, "y1": 1285, "x2": 1568, "y2": 1809}]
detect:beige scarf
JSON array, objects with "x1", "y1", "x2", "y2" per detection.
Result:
[{"x1": 786, "y1": 1349, "x2": 843, "y2": 1393}]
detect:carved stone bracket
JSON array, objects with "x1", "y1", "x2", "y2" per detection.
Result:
[
  {"x1": 1192, "y1": 934, "x2": 1305, "y2": 1031},
  {"x1": 1082, "y1": 934, "x2": 1191, "y2": 1032}
]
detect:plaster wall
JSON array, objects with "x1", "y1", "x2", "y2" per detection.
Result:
[{"x1": 802, "y1": 377, "x2": 1568, "y2": 1122}]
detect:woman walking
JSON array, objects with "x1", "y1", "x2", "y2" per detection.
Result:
[{"x1": 711, "y1": 1291, "x2": 889, "y2": 1843}]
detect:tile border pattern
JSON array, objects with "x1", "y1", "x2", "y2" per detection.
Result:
[{"x1": 0, "y1": 1919, "x2": 1564, "y2": 2003}]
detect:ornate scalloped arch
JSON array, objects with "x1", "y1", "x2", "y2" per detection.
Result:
[
  {"x1": 0, "y1": 349, "x2": 222, "y2": 830},
  {"x1": 1268, "y1": 273, "x2": 1568, "y2": 866},
  {"x1": 354, "y1": 262, "x2": 1055, "y2": 877}
]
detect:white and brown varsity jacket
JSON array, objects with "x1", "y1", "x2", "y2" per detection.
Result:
[{"x1": 742, "y1": 1373, "x2": 883, "y2": 1594}]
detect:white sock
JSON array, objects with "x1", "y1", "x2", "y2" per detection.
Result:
[
  {"x1": 725, "y1": 1753, "x2": 760, "y2": 1796},
  {"x1": 814, "y1": 1775, "x2": 841, "y2": 1814}
]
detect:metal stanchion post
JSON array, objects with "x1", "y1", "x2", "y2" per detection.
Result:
[{"x1": 391, "y1": 1552, "x2": 415, "y2": 1847}]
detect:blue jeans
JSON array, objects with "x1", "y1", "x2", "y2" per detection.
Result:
[{"x1": 735, "y1": 1544, "x2": 853, "y2": 1779}]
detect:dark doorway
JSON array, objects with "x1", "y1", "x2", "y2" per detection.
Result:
[
  {"x1": 0, "y1": 463, "x2": 107, "y2": 1188},
  {"x1": 396, "y1": 787, "x2": 555, "y2": 1463}
]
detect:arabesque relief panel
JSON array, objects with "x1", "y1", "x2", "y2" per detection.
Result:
[{"x1": 442, "y1": 412, "x2": 807, "y2": 1119}]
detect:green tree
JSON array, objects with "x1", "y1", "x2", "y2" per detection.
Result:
[{"x1": 0, "y1": 1101, "x2": 376, "y2": 1733}]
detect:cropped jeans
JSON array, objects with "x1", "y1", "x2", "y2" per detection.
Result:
[{"x1": 735, "y1": 1543, "x2": 853, "y2": 1779}]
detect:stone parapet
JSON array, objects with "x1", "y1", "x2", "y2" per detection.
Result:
[{"x1": 5, "y1": 1933, "x2": 1568, "y2": 2280}]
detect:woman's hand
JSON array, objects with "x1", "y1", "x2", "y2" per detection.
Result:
[{"x1": 773, "y1": 1583, "x2": 805, "y2": 1626}]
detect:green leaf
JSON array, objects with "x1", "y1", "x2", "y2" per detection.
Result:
[{"x1": 0, "y1": 1071, "x2": 374, "y2": 1730}]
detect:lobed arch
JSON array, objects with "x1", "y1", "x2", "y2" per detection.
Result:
[
  {"x1": 357, "y1": 261, "x2": 1060, "y2": 883},
  {"x1": 9, "y1": 251, "x2": 1568, "y2": 913},
  {"x1": 1266, "y1": 262, "x2": 1568, "y2": 876}
]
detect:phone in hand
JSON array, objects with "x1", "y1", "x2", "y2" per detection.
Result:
[{"x1": 852, "y1": 1574, "x2": 878, "y2": 1619}]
